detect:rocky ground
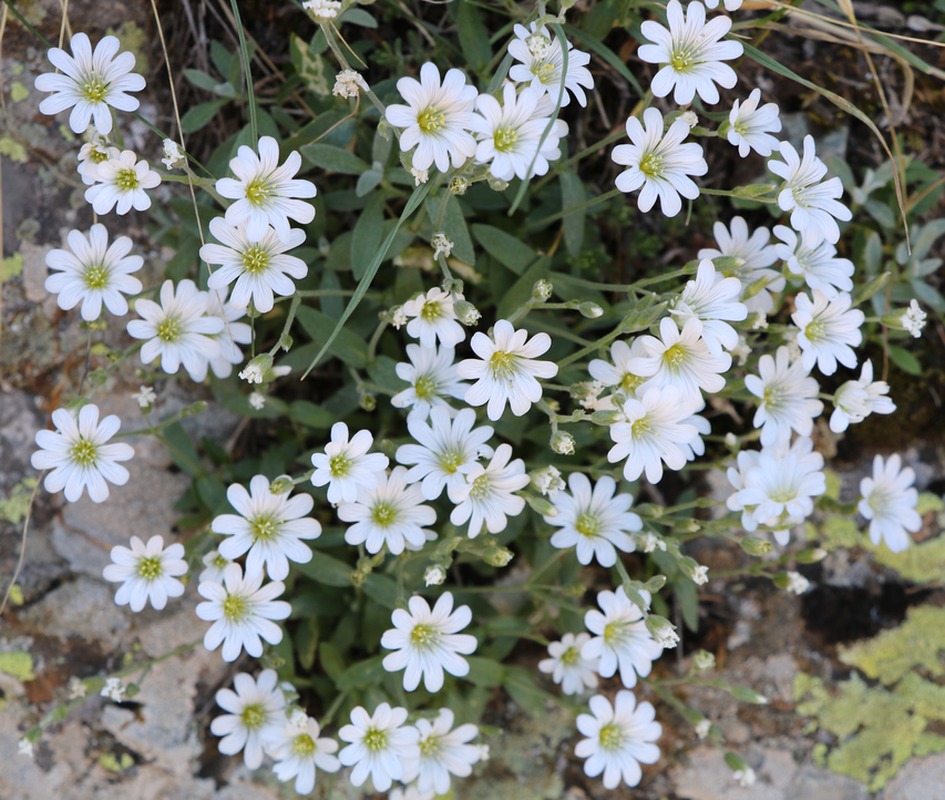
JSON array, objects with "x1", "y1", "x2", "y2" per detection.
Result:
[{"x1": 4, "y1": 0, "x2": 945, "y2": 798}]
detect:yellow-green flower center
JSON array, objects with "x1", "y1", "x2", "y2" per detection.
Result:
[
  {"x1": 137, "y1": 556, "x2": 163, "y2": 580},
  {"x1": 241, "y1": 703, "x2": 265, "y2": 729},
  {"x1": 805, "y1": 320, "x2": 826, "y2": 342},
  {"x1": 468, "y1": 473, "x2": 491, "y2": 500},
  {"x1": 733, "y1": 118, "x2": 749, "y2": 136},
  {"x1": 439, "y1": 448, "x2": 465, "y2": 475},
  {"x1": 90, "y1": 148, "x2": 109, "y2": 164},
  {"x1": 223, "y1": 593, "x2": 249, "y2": 621},
  {"x1": 561, "y1": 645, "x2": 580, "y2": 665},
  {"x1": 84, "y1": 264, "x2": 109, "y2": 290},
  {"x1": 620, "y1": 372, "x2": 644, "y2": 394},
  {"x1": 663, "y1": 343, "x2": 686, "y2": 369},
  {"x1": 71, "y1": 437, "x2": 98, "y2": 466},
  {"x1": 212, "y1": 554, "x2": 229, "y2": 568},
  {"x1": 245, "y1": 178, "x2": 271, "y2": 206},
  {"x1": 409, "y1": 622, "x2": 438, "y2": 649},
  {"x1": 414, "y1": 374, "x2": 437, "y2": 400},
  {"x1": 242, "y1": 245, "x2": 270, "y2": 275},
  {"x1": 532, "y1": 61, "x2": 557, "y2": 84},
  {"x1": 630, "y1": 417, "x2": 651, "y2": 438},
  {"x1": 417, "y1": 107, "x2": 446, "y2": 134},
  {"x1": 639, "y1": 151, "x2": 664, "y2": 179},
  {"x1": 329, "y1": 453, "x2": 351, "y2": 477},
  {"x1": 156, "y1": 315, "x2": 183, "y2": 343},
  {"x1": 363, "y1": 727, "x2": 388, "y2": 752},
  {"x1": 489, "y1": 350, "x2": 518, "y2": 380},
  {"x1": 250, "y1": 514, "x2": 279, "y2": 542},
  {"x1": 599, "y1": 721, "x2": 625, "y2": 750},
  {"x1": 293, "y1": 733, "x2": 316, "y2": 756},
  {"x1": 575, "y1": 512, "x2": 600, "y2": 538},
  {"x1": 419, "y1": 735, "x2": 441, "y2": 757},
  {"x1": 603, "y1": 621, "x2": 626, "y2": 646},
  {"x1": 371, "y1": 501, "x2": 397, "y2": 527},
  {"x1": 115, "y1": 168, "x2": 140, "y2": 192},
  {"x1": 420, "y1": 299, "x2": 442, "y2": 321},
  {"x1": 493, "y1": 126, "x2": 519, "y2": 153},
  {"x1": 81, "y1": 75, "x2": 108, "y2": 103},
  {"x1": 669, "y1": 47, "x2": 696, "y2": 72}
]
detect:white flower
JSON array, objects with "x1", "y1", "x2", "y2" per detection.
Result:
[
  {"x1": 101, "y1": 677, "x2": 126, "y2": 702},
  {"x1": 588, "y1": 338, "x2": 649, "y2": 400},
  {"x1": 333, "y1": 69, "x2": 367, "y2": 98},
  {"x1": 216, "y1": 135, "x2": 316, "y2": 242},
  {"x1": 210, "y1": 669, "x2": 287, "y2": 769},
  {"x1": 508, "y1": 23, "x2": 595, "y2": 107},
  {"x1": 727, "y1": 437, "x2": 826, "y2": 541},
  {"x1": 402, "y1": 287, "x2": 466, "y2": 348},
  {"x1": 582, "y1": 587, "x2": 664, "y2": 688},
  {"x1": 705, "y1": 0, "x2": 743, "y2": 9},
  {"x1": 199, "y1": 549, "x2": 232, "y2": 584},
  {"x1": 102, "y1": 534, "x2": 187, "y2": 612},
  {"x1": 726, "y1": 89, "x2": 781, "y2": 157},
  {"x1": 392, "y1": 343, "x2": 468, "y2": 421},
  {"x1": 310, "y1": 423, "x2": 390, "y2": 505},
  {"x1": 265, "y1": 714, "x2": 340, "y2": 794},
  {"x1": 161, "y1": 138, "x2": 185, "y2": 169},
  {"x1": 381, "y1": 592, "x2": 477, "y2": 692},
  {"x1": 545, "y1": 473, "x2": 641, "y2": 567},
  {"x1": 200, "y1": 217, "x2": 307, "y2": 313},
  {"x1": 692, "y1": 565, "x2": 709, "y2": 585},
  {"x1": 608, "y1": 387, "x2": 705, "y2": 484},
  {"x1": 792, "y1": 289, "x2": 864, "y2": 376},
  {"x1": 612, "y1": 107, "x2": 707, "y2": 217},
  {"x1": 695, "y1": 719, "x2": 712, "y2": 739},
  {"x1": 126, "y1": 279, "x2": 224, "y2": 381},
  {"x1": 670, "y1": 259, "x2": 747, "y2": 354},
  {"x1": 385, "y1": 62, "x2": 479, "y2": 173},
  {"x1": 31, "y1": 403, "x2": 134, "y2": 503},
  {"x1": 472, "y1": 84, "x2": 568, "y2": 181},
  {"x1": 575, "y1": 691, "x2": 662, "y2": 790},
  {"x1": 424, "y1": 565, "x2": 446, "y2": 586},
  {"x1": 403, "y1": 708, "x2": 482, "y2": 795},
  {"x1": 698, "y1": 217, "x2": 784, "y2": 315},
  {"x1": 744, "y1": 346, "x2": 823, "y2": 447},
  {"x1": 630, "y1": 316, "x2": 731, "y2": 399},
  {"x1": 34, "y1": 33, "x2": 145, "y2": 135},
  {"x1": 829, "y1": 360, "x2": 895, "y2": 433},
  {"x1": 538, "y1": 632, "x2": 600, "y2": 695},
  {"x1": 204, "y1": 288, "x2": 253, "y2": 379},
  {"x1": 734, "y1": 767, "x2": 757, "y2": 788},
  {"x1": 44, "y1": 224, "x2": 143, "y2": 321},
  {"x1": 196, "y1": 563, "x2": 292, "y2": 662},
  {"x1": 212, "y1": 475, "x2": 320, "y2": 581},
  {"x1": 396, "y1": 407, "x2": 493, "y2": 502},
  {"x1": 901, "y1": 299, "x2": 927, "y2": 337},
  {"x1": 248, "y1": 391, "x2": 266, "y2": 410},
  {"x1": 638, "y1": 0, "x2": 743, "y2": 105},
  {"x1": 785, "y1": 571, "x2": 810, "y2": 595},
  {"x1": 774, "y1": 225, "x2": 853, "y2": 298},
  {"x1": 457, "y1": 319, "x2": 558, "y2": 421},
  {"x1": 77, "y1": 135, "x2": 110, "y2": 184},
  {"x1": 132, "y1": 385, "x2": 156, "y2": 409},
  {"x1": 18, "y1": 737, "x2": 34, "y2": 759},
  {"x1": 338, "y1": 703, "x2": 420, "y2": 792},
  {"x1": 859, "y1": 454, "x2": 922, "y2": 553},
  {"x1": 84, "y1": 149, "x2": 161, "y2": 215},
  {"x1": 450, "y1": 443, "x2": 529, "y2": 537},
  {"x1": 769, "y1": 136, "x2": 852, "y2": 246},
  {"x1": 337, "y1": 467, "x2": 437, "y2": 555},
  {"x1": 303, "y1": 0, "x2": 341, "y2": 21},
  {"x1": 532, "y1": 465, "x2": 566, "y2": 497}
]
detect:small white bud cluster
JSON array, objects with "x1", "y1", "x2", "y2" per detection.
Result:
[
  {"x1": 332, "y1": 70, "x2": 368, "y2": 99},
  {"x1": 303, "y1": 0, "x2": 341, "y2": 21}
]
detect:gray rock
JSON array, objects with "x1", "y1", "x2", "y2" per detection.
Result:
[{"x1": 883, "y1": 754, "x2": 945, "y2": 799}]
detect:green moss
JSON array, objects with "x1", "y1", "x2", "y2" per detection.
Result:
[
  {"x1": 0, "y1": 652, "x2": 35, "y2": 681},
  {"x1": 1, "y1": 253, "x2": 23, "y2": 280}
]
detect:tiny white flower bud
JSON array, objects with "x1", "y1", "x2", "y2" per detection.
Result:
[
  {"x1": 101, "y1": 677, "x2": 126, "y2": 702},
  {"x1": 424, "y1": 565, "x2": 447, "y2": 586},
  {"x1": 733, "y1": 768, "x2": 756, "y2": 788},
  {"x1": 449, "y1": 176, "x2": 470, "y2": 195},
  {"x1": 132, "y1": 385, "x2": 156, "y2": 409},
  {"x1": 161, "y1": 139, "x2": 185, "y2": 170},
  {"x1": 550, "y1": 431, "x2": 575, "y2": 455},
  {"x1": 332, "y1": 69, "x2": 368, "y2": 99},
  {"x1": 901, "y1": 299, "x2": 927, "y2": 338},
  {"x1": 531, "y1": 465, "x2": 565, "y2": 497},
  {"x1": 411, "y1": 166, "x2": 429, "y2": 185},
  {"x1": 785, "y1": 570, "x2": 810, "y2": 595},
  {"x1": 695, "y1": 719, "x2": 712, "y2": 739},
  {"x1": 302, "y1": 0, "x2": 341, "y2": 21},
  {"x1": 692, "y1": 649, "x2": 716, "y2": 671},
  {"x1": 431, "y1": 232, "x2": 454, "y2": 260},
  {"x1": 680, "y1": 110, "x2": 699, "y2": 128},
  {"x1": 248, "y1": 391, "x2": 266, "y2": 410},
  {"x1": 532, "y1": 279, "x2": 554, "y2": 302},
  {"x1": 18, "y1": 737, "x2": 34, "y2": 759}
]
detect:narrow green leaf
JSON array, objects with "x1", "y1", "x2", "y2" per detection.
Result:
[
  {"x1": 300, "y1": 143, "x2": 371, "y2": 175},
  {"x1": 428, "y1": 195, "x2": 476, "y2": 265},
  {"x1": 465, "y1": 656, "x2": 506, "y2": 687},
  {"x1": 296, "y1": 305, "x2": 369, "y2": 368},
  {"x1": 471, "y1": 224, "x2": 538, "y2": 274},
  {"x1": 181, "y1": 99, "x2": 228, "y2": 134},
  {"x1": 302, "y1": 181, "x2": 433, "y2": 378},
  {"x1": 675, "y1": 578, "x2": 700, "y2": 632},
  {"x1": 497, "y1": 256, "x2": 550, "y2": 319},
  {"x1": 183, "y1": 68, "x2": 221, "y2": 93},
  {"x1": 319, "y1": 642, "x2": 346, "y2": 681},
  {"x1": 296, "y1": 552, "x2": 355, "y2": 587},
  {"x1": 351, "y1": 194, "x2": 387, "y2": 279},
  {"x1": 888, "y1": 345, "x2": 921, "y2": 376},
  {"x1": 456, "y1": 1, "x2": 492, "y2": 74},
  {"x1": 362, "y1": 573, "x2": 399, "y2": 609},
  {"x1": 559, "y1": 171, "x2": 586, "y2": 256},
  {"x1": 337, "y1": 655, "x2": 386, "y2": 691}
]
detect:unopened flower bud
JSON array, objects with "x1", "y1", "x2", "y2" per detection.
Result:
[
  {"x1": 359, "y1": 392, "x2": 376, "y2": 412},
  {"x1": 550, "y1": 431, "x2": 575, "y2": 455},
  {"x1": 646, "y1": 615, "x2": 679, "y2": 648},
  {"x1": 692, "y1": 649, "x2": 716, "y2": 671},
  {"x1": 531, "y1": 465, "x2": 565, "y2": 497},
  {"x1": 269, "y1": 475, "x2": 294, "y2": 495},
  {"x1": 532, "y1": 279, "x2": 553, "y2": 302},
  {"x1": 680, "y1": 110, "x2": 699, "y2": 128},
  {"x1": 449, "y1": 176, "x2": 470, "y2": 195},
  {"x1": 239, "y1": 354, "x2": 273, "y2": 384},
  {"x1": 578, "y1": 302, "x2": 603, "y2": 318},
  {"x1": 485, "y1": 547, "x2": 514, "y2": 567},
  {"x1": 741, "y1": 537, "x2": 773, "y2": 556},
  {"x1": 454, "y1": 300, "x2": 481, "y2": 326},
  {"x1": 424, "y1": 565, "x2": 447, "y2": 586},
  {"x1": 486, "y1": 175, "x2": 509, "y2": 192},
  {"x1": 695, "y1": 719, "x2": 712, "y2": 739}
]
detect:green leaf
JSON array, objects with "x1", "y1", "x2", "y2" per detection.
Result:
[
  {"x1": 319, "y1": 642, "x2": 346, "y2": 681},
  {"x1": 675, "y1": 577, "x2": 700, "y2": 632},
  {"x1": 183, "y1": 68, "x2": 222, "y2": 93},
  {"x1": 295, "y1": 618, "x2": 319, "y2": 671},
  {"x1": 288, "y1": 400, "x2": 335, "y2": 429},
  {"x1": 497, "y1": 256, "x2": 551, "y2": 319},
  {"x1": 471, "y1": 224, "x2": 538, "y2": 274},
  {"x1": 356, "y1": 169, "x2": 383, "y2": 197},
  {"x1": 504, "y1": 666, "x2": 554, "y2": 716},
  {"x1": 456, "y1": 1, "x2": 491, "y2": 74},
  {"x1": 300, "y1": 143, "x2": 371, "y2": 175},
  {"x1": 296, "y1": 305, "x2": 369, "y2": 368},
  {"x1": 465, "y1": 656, "x2": 505, "y2": 687},
  {"x1": 181, "y1": 99, "x2": 229, "y2": 134},
  {"x1": 337, "y1": 655, "x2": 386, "y2": 690},
  {"x1": 888, "y1": 345, "x2": 922, "y2": 375},
  {"x1": 302, "y1": 180, "x2": 434, "y2": 378},
  {"x1": 429, "y1": 195, "x2": 476, "y2": 265},
  {"x1": 559, "y1": 171, "x2": 586, "y2": 256},
  {"x1": 351, "y1": 193, "x2": 387, "y2": 280},
  {"x1": 296, "y1": 551, "x2": 355, "y2": 587},
  {"x1": 362, "y1": 573, "x2": 399, "y2": 609},
  {"x1": 338, "y1": 7, "x2": 377, "y2": 27}
]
